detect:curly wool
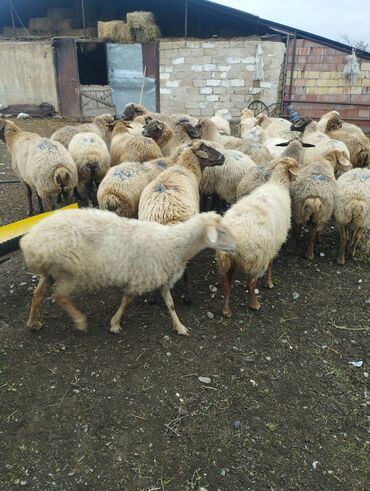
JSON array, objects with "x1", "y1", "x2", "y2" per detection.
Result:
[
  {"x1": 68, "y1": 132, "x2": 111, "y2": 186},
  {"x1": 51, "y1": 114, "x2": 114, "y2": 148},
  {"x1": 97, "y1": 158, "x2": 172, "y2": 217}
]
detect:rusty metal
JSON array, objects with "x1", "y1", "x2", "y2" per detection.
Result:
[
  {"x1": 53, "y1": 39, "x2": 81, "y2": 119},
  {"x1": 280, "y1": 33, "x2": 290, "y2": 115},
  {"x1": 286, "y1": 98, "x2": 370, "y2": 107},
  {"x1": 142, "y1": 42, "x2": 160, "y2": 112}
]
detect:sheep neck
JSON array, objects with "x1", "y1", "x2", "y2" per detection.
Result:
[
  {"x1": 4, "y1": 122, "x2": 21, "y2": 149},
  {"x1": 200, "y1": 120, "x2": 219, "y2": 140},
  {"x1": 157, "y1": 126, "x2": 174, "y2": 148},
  {"x1": 177, "y1": 150, "x2": 202, "y2": 182},
  {"x1": 169, "y1": 215, "x2": 208, "y2": 264},
  {"x1": 269, "y1": 165, "x2": 291, "y2": 187}
]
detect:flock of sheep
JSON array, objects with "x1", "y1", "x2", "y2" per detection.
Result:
[{"x1": 0, "y1": 103, "x2": 369, "y2": 335}]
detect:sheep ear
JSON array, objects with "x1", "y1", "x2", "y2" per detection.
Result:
[
  {"x1": 338, "y1": 156, "x2": 351, "y2": 167},
  {"x1": 302, "y1": 143, "x2": 315, "y2": 148},
  {"x1": 288, "y1": 167, "x2": 298, "y2": 176},
  {"x1": 207, "y1": 226, "x2": 219, "y2": 243},
  {"x1": 195, "y1": 149, "x2": 208, "y2": 159},
  {"x1": 275, "y1": 141, "x2": 290, "y2": 147}
]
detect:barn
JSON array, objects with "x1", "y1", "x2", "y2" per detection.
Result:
[{"x1": 0, "y1": 0, "x2": 369, "y2": 128}]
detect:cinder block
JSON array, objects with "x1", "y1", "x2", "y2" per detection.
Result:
[
  {"x1": 200, "y1": 87, "x2": 212, "y2": 94},
  {"x1": 206, "y1": 79, "x2": 221, "y2": 86},
  {"x1": 172, "y1": 57, "x2": 185, "y2": 65}
]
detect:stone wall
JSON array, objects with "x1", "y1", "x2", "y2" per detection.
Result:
[
  {"x1": 159, "y1": 39, "x2": 286, "y2": 117},
  {"x1": 285, "y1": 39, "x2": 370, "y2": 128}
]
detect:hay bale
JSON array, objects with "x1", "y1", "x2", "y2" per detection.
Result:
[
  {"x1": 126, "y1": 11, "x2": 160, "y2": 42},
  {"x1": 98, "y1": 20, "x2": 132, "y2": 42},
  {"x1": 57, "y1": 18, "x2": 80, "y2": 34}
]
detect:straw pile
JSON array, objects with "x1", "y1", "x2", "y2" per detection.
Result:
[
  {"x1": 126, "y1": 11, "x2": 160, "y2": 42},
  {"x1": 47, "y1": 7, "x2": 75, "y2": 20},
  {"x1": 98, "y1": 20, "x2": 132, "y2": 42},
  {"x1": 29, "y1": 17, "x2": 59, "y2": 33}
]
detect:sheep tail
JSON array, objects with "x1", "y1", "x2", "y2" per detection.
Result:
[
  {"x1": 216, "y1": 250, "x2": 235, "y2": 274},
  {"x1": 302, "y1": 197, "x2": 323, "y2": 223},
  {"x1": 325, "y1": 113, "x2": 342, "y2": 132},
  {"x1": 86, "y1": 161, "x2": 98, "y2": 182},
  {"x1": 54, "y1": 167, "x2": 71, "y2": 190},
  {"x1": 346, "y1": 200, "x2": 367, "y2": 221},
  {"x1": 101, "y1": 194, "x2": 119, "y2": 212}
]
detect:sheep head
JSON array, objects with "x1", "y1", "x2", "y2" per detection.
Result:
[
  {"x1": 201, "y1": 212, "x2": 236, "y2": 252},
  {"x1": 121, "y1": 103, "x2": 147, "y2": 121},
  {"x1": 94, "y1": 114, "x2": 115, "y2": 129},
  {"x1": 240, "y1": 108, "x2": 254, "y2": 120},
  {"x1": 142, "y1": 119, "x2": 164, "y2": 141},
  {"x1": 271, "y1": 156, "x2": 299, "y2": 180},
  {"x1": 176, "y1": 118, "x2": 200, "y2": 139},
  {"x1": 192, "y1": 142, "x2": 225, "y2": 169},
  {"x1": 215, "y1": 108, "x2": 232, "y2": 121},
  {"x1": 275, "y1": 139, "x2": 315, "y2": 148}
]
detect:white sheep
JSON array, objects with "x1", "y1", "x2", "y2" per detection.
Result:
[
  {"x1": 21, "y1": 209, "x2": 236, "y2": 336},
  {"x1": 139, "y1": 140, "x2": 225, "y2": 305},
  {"x1": 216, "y1": 157, "x2": 298, "y2": 316},
  {"x1": 0, "y1": 118, "x2": 77, "y2": 214},
  {"x1": 334, "y1": 168, "x2": 370, "y2": 264},
  {"x1": 97, "y1": 158, "x2": 171, "y2": 217},
  {"x1": 200, "y1": 146, "x2": 257, "y2": 205},
  {"x1": 240, "y1": 108, "x2": 256, "y2": 137},
  {"x1": 51, "y1": 114, "x2": 114, "y2": 149},
  {"x1": 68, "y1": 132, "x2": 111, "y2": 205},
  {"x1": 289, "y1": 151, "x2": 351, "y2": 260},
  {"x1": 211, "y1": 109, "x2": 232, "y2": 135},
  {"x1": 110, "y1": 121, "x2": 162, "y2": 165}
]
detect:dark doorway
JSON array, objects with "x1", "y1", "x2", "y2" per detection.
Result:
[{"x1": 77, "y1": 42, "x2": 107, "y2": 85}]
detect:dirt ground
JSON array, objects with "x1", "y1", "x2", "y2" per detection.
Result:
[{"x1": 0, "y1": 119, "x2": 369, "y2": 491}]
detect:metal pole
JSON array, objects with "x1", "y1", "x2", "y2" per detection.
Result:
[
  {"x1": 81, "y1": 0, "x2": 87, "y2": 38},
  {"x1": 9, "y1": 0, "x2": 16, "y2": 38},
  {"x1": 288, "y1": 31, "x2": 297, "y2": 105},
  {"x1": 184, "y1": 0, "x2": 188, "y2": 39}
]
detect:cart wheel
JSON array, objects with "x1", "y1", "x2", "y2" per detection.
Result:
[
  {"x1": 266, "y1": 103, "x2": 280, "y2": 117},
  {"x1": 248, "y1": 100, "x2": 268, "y2": 116}
]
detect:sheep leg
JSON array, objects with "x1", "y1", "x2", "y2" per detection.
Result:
[
  {"x1": 349, "y1": 227, "x2": 364, "y2": 257},
  {"x1": 160, "y1": 286, "x2": 189, "y2": 336},
  {"x1": 182, "y1": 265, "x2": 192, "y2": 305},
  {"x1": 147, "y1": 289, "x2": 159, "y2": 305},
  {"x1": 110, "y1": 295, "x2": 132, "y2": 334},
  {"x1": 53, "y1": 291, "x2": 88, "y2": 332},
  {"x1": 27, "y1": 275, "x2": 53, "y2": 330},
  {"x1": 337, "y1": 225, "x2": 347, "y2": 265},
  {"x1": 247, "y1": 278, "x2": 261, "y2": 310},
  {"x1": 222, "y1": 264, "x2": 234, "y2": 318},
  {"x1": 74, "y1": 187, "x2": 82, "y2": 200},
  {"x1": 265, "y1": 261, "x2": 274, "y2": 289},
  {"x1": 287, "y1": 222, "x2": 301, "y2": 253},
  {"x1": 37, "y1": 194, "x2": 44, "y2": 214},
  {"x1": 306, "y1": 224, "x2": 318, "y2": 260},
  {"x1": 25, "y1": 184, "x2": 33, "y2": 216}
]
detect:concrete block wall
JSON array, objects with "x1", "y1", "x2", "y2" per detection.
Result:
[
  {"x1": 159, "y1": 39, "x2": 286, "y2": 117},
  {"x1": 285, "y1": 39, "x2": 370, "y2": 127}
]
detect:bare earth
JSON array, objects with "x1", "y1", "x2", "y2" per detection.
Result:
[{"x1": 0, "y1": 119, "x2": 369, "y2": 491}]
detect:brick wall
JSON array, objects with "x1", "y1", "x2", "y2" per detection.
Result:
[
  {"x1": 159, "y1": 39, "x2": 286, "y2": 117},
  {"x1": 284, "y1": 39, "x2": 370, "y2": 127}
]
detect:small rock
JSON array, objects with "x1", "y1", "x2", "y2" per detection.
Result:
[
  {"x1": 245, "y1": 356, "x2": 254, "y2": 362},
  {"x1": 219, "y1": 468, "x2": 226, "y2": 477},
  {"x1": 166, "y1": 352, "x2": 171, "y2": 357},
  {"x1": 17, "y1": 112, "x2": 30, "y2": 119},
  {"x1": 249, "y1": 379, "x2": 257, "y2": 386},
  {"x1": 319, "y1": 252, "x2": 325, "y2": 257},
  {"x1": 200, "y1": 488, "x2": 209, "y2": 491},
  {"x1": 233, "y1": 420, "x2": 241, "y2": 429},
  {"x1": 255, "y1": 288, "x2": 259, "y2": 294},
  {"x1": 312, "y1": 461, "x2": 320, "y2": 470},
  {"x1": 163, "y1": 335, "x2": 170, "y2": 341},
  {"x1": 265, "y1": 356, "x2": 271, "y2": 361},
  {"x1": 20, "y1": 481, "x2": 28, "y2": 486},
  {"x1": 358, "y1": 279, "x2": 363, "y2": 284},
  {"x1": 209, "y1": 285, "x2": 217, "y2": 293},
  {"x1": 0, "y1": 320, "x2": 9, "y2": 331},
  {"x1": 19, "y1": 282, "x2": 27, "y2": 286},
  {"x1": 292, "y1": 292, "x2": 299, "y2": 300},
  {"x1": 349, "y1": 360, "x2": 363, "y2": 367},
  {"x1": 364, "y1": 372, "x2": 368, "y2": 378},
  {"x1": 206, "y1": 311, "x2": 214, "y2": 319},
  {"x1": 198, "y1": 376, "x2": 211, "y2": 384}
]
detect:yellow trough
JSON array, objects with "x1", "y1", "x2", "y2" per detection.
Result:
[{"x1": 0, "y1": 203, "x2": 78, "y2": 256}]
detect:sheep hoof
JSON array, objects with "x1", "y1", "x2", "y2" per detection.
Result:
[
  {"x1": 109, "y1": 323, "x2": 121, "y2": 334},
  {"x1": 75, "y1": 319, "x2": 88, "y2": 332},
  {"x1": 27, "y1": 320, "x2": 43, "y2": 331},
  {"x1": 265, "y1": 281, "x2": 274, "y2": 289},
  {"x1": 337, "y1": 257, "x2": 345, "y2": 265},
  {"x1": 305, "y1": 253, "x2": 314, "y2": 261},
  {"x1": 176, "y1": 324, "x2": 190, "y2": 336},
  {"x1": 222, "y1": 308, "x2": 232, "y2": 318},
  {"x1": 249, "y1": 301, "x2": 262, "y2": 311},
  {"x1": 182, "y1": 295, "x2": 192, "y2": 306}
]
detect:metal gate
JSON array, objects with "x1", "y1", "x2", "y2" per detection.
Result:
[{"x1": 106, "y1": 42, "x2": 159, "y2": 116}]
